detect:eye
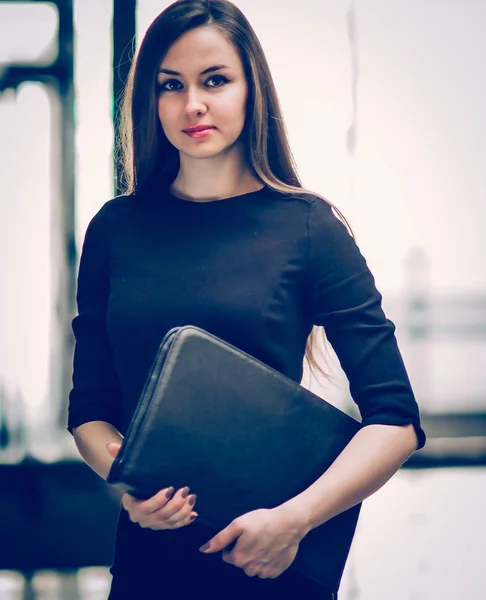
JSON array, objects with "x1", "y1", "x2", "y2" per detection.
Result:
[
  {"x1": 157, "y1": 75, "x2": 229, "y2": 93},
  {"x1": 206, "y1": 74, "x2": 229, "y2": 88},
  {"x1": 157, "y1": 79, "x2": 182, "y2": 92}
]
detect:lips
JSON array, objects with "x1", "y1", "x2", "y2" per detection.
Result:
[
  {"x1": 183, "y1": 125, "x2": 215, "y2": 133},
  {"x1": 184, "y1": 128, "x2": 215, "y2": 139}
]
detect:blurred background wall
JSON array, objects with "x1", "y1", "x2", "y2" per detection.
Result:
[{"x1": 0, "y1": 0, "x2": 484, "y2": 598}]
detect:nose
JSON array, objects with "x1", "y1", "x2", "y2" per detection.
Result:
[{"x1": 184, "y1": 87, "x2": 208, "y2": 117}]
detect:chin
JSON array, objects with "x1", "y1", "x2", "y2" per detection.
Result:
[
  {"x1": 186, "y1": 150, "x2": 228, "y2": 160},
  {"x1": 182, "y1": 142, "x2": 235, "y2": 159}
]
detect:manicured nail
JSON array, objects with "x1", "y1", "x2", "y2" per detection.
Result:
[
  {"x1": 189, "y1": 514, "x2": 198, "y2": 522},
  {"x1": 181, "y1": 487, "x2": 190, "y2": 499},
  {"x1": 188, "y1": 494, "x2": 197, "y2": 506},
  {"x1": 166, "y1": 487, "x2": 174, "y2": 499}
]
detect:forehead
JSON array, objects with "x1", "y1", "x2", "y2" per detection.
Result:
[{"x1": 160, "y1": 26, "x2": 242, "y2": 72}]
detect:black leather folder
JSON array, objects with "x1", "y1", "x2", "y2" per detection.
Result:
[{"x1": 107, "y1": 325, "x2": 362, "y2": 592}]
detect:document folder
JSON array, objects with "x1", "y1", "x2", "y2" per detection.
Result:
[{"x1": 107, "y1": 325, "x2": 362, "y2": 591}]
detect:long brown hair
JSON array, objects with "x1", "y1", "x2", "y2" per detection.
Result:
[{"x1": 117, "y1": 0, "x2": 356, "y2": 383}]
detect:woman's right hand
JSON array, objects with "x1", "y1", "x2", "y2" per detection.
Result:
[{"x1": 106, "y1": 443, "x2": 198, "y2": 530}]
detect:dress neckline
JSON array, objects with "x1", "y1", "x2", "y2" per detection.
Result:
[{"x1": 167, "y1": 184, "x2": 267, "y2": 205}]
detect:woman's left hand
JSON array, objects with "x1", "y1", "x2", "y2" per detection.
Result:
[{"x1": 198, "y1": 505, "x2": 308, "y2": 579}]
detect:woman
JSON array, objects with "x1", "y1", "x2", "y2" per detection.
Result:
[{"x1": 68, "y1": 0, "x2": 426, "y2": 598}]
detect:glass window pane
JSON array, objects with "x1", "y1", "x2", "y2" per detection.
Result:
[
  {"x1": 0, "y1": 3, "x2": 58, "y2": 65},
  {"x1": 0, "y1": 84, "x2": 51, "y2": 454}
]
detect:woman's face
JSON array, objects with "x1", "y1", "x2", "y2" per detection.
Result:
[{"x1": 157, "y1": 26, "x2": 249, "y2": 160}]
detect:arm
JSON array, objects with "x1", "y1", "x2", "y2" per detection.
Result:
[
  {"x1": 288, "y1": 198, "x2": 426, "y2": 534},
  {"x1": 198, "y1": 201, "x2": 427, "y2": 574},
  {"x1": 68, "y1": 204, "x2": 124, "y2": 458},
  {"x1": 73, "y1": 420, "x2": 124, "y2": 480},
  {"x1": 68, "y1": 206, "x2": 198, "y2": 528},
  {"x1": 200, "y1": 423, "x2": 419, "y2": 573},
  {"x1": 279, "y1": 422, "x2": 418, "y2": 535},
  {"x1": 73, "y1": 420, "x2": 198, "y2": 528}
]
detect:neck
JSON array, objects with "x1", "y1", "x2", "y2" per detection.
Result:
[{"x1": 170, "y1": 145, "x2": 262, "y2": 202}]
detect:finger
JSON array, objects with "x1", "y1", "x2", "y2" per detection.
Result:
[
  {"x1": 106, "y1": 443, "x2": 121, "y2": 459},
  {"x1": 134, "y1": 485, "x2": 189, "y2": 517},
  {"x1": 153, "y1": 491, "x2": 197, "y2": 525},
  {"x1": 136, "y1": 486, "x2": 176, "y2": 515},
  {"x1": 122, "y1": 493, "x2": 136, "y2": 512},
  {"x1": 244, "y1": 563, "x2": 260, "y2": 577},
  {"x1": 162, "y1": 511, "x2": 198, "y2": 529},
  {"x1": 122, "y1": 492, "x2": 157, "y2": 520},
  {"x1": 122, "y1": 493, "x2": 143, "y2": 520},
  {"x1": 199, "y1": 521, "x2": 241, "y2": 553},
  {"x1": 125, "y1": 484, "x2": 195, "y2": 530},
  {"x1": 143, "y1": 509, "x2": 198, "y2": 530},
  {"x1": 134, "y1": 487, "x2": 192, "y2": 525}
]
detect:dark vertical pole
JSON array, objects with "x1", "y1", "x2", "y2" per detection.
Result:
[
  {"x1": 113, "y1": 0, "x2": 137, "y2": 197},
  {"x1": 52, "y1": 0, "x2": 76, "y2": 431}
]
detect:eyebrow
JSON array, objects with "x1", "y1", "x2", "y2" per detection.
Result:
[{"x1": 158, "y1": 64, "x2": 230, "y2": 76}]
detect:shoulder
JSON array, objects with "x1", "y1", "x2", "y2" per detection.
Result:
[
  {"x1": 267, "y1": 187, "x2": 322, "y2": 206},
  {"x1": 288, "y1": 192, "x2": 361, "y2": 270},
  {"x1": 93, "y1": 193, "x2": 137, "y2": 218},
  {"x1": 262, "y1": 187, "x2": 351, "y2": 251},
  {"x1": 265, "y1": 187, "x2": 338, "y2": 223},
  {"x1": 79, "y1": 195, "x2": 138, "y2": 254},
  {"x1": 86, "y1": 194, "x2": 137, "y2": 231},
  {"x1": 270, "y1": 187, "x2": 336, "y2": 216},
  {"x1": 274, "y1": 189, "x2": 347, "y2": 237}
]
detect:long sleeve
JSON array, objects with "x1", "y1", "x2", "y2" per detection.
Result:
[
  {"x1": 304, "y1": 198, "x2": 426, "y2": 450},
  {"x1": 67, "y1": 204, "x2": 123, "y2": 434}
]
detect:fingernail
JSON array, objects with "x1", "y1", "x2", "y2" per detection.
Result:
[
  {"x1": 166, "y1": 487, "x2": 174, "y2": 499},
  {"x1": 188, "y1": 494, "x2": 197, "y2": 506},
  {"x1": 199, "y1": 542, "x2": 210, "y2": 553},
  {"x1": 181, "y1": 487, "x2": 190, "y2": 499},
  {"x1": 189, "y1": 514, "x2": 198, "y2": 522}
]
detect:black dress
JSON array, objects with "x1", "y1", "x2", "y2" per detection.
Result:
[{"x1": 68, "y1": 182, "x2": 426, "y2": 599}]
